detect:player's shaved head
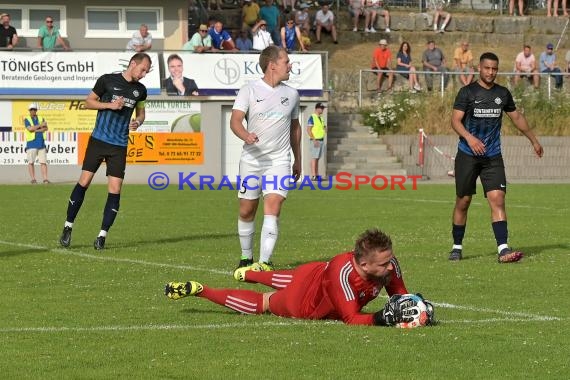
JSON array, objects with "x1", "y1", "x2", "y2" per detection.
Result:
[{"x1": 354, "y1": 228, "x2": 392, "y2": 261}]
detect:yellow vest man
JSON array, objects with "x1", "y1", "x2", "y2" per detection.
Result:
[
  {"x1": 24, "y1": 103, "x2": 50, "y2": 184},
  {"x1": 306, "y1": 102, "x2": 327, "y2": 181}
]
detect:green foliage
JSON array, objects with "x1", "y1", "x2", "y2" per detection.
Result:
[{"x1": 1, "y1": 184, "x2": 569, "y2": 379}]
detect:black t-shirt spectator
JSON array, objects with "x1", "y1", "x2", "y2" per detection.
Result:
[{"x1": 0, "y1": 25, "x2": 17, "y2": 47}]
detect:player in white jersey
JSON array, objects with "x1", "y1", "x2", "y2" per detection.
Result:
[{"x1": 230, "y1": 46, "x2": 302, "y2": 271}]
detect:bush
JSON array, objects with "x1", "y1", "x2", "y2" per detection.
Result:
[{"x1": 361, "y1": 94, "x2": 421, "y2": 134}]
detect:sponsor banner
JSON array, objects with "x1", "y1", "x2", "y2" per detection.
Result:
[
  {"x1": 10, "y1": 100, "x2": 201, "y2": 133},
  {"x1": 162, "y1": 52, "x2": 323, "y2": 96},
  {"x1": 0, "y1": 132, "x2": 77, "y2": 165},
  {"x1": 77, "y1": 133, "x2": 204, "y2": 165},
  {"x1": 0, "y1": 52, "x2": 161, "y2": 95}
]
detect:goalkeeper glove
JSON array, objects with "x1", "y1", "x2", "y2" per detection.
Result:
[{"x1": 373, "y1": 295, "x2": 403, "y2": 326}]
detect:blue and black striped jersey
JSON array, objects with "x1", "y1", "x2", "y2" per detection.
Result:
[
  {"x1": 90, "y1": 73, "x2": 147, "y2": 147},
  {"x1": 453, "y1": 82, "x2": 516, "y2": 157}
]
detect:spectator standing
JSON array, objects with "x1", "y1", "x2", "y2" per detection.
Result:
[
  {"x1": 453, "y1": 41, "x2": 474, "y2": 86},
  {"x1": 259, "y1": 0, "x2": 282, "y2": 47},
  {"x1": 242, "y1": 0, "x2": 261, "y2": 32},
  {"x1": 546, "y1": 0, "x2": 568, "y2": 16},
  {"x1": 236, "y1": 29, "x2": 253, "y2": 51},
  {"x1": 509, "y1": 0, "x2": 524, "y2": 16},
  {"x1": 0, "y1": 13, "x2": 18, "y2": 49},
  {"x1": 164, "y1": 54, "x2": 199, "y2": 96},
  {"x1": 371, "y1": 39, "x2": 394, "y2": 93},
  {"x1": 37, "y1": 16, "x2": 69, "y2": 51},
  {"x1": 514, "y1": 45, "x2": 539, "y2": 88},
  {"x1": 307, "y1": 102, "x2": 327, "y2": 181},
  {"x1": 252, "y1": 20, "x2": 274, "y2": 51},
  {"x1": 209, "y1": 21, "x2": 238, "y2": 51},
  {"x1": 314, "y1": 4, "x2": 338, "y2": 44},
  {"x1": 182, "y1": 24, "x2": 213, "y2": 53},
  {"x1": 126, "y1": 24, "x2": 152, "y2": 52},
  {"x1": 281, "y1": 17, "x2": 307, "y2": 52},
  {"x1": 422, "y1": 40, "x2": 448, "y2": 91},
  {"x1": 396, "y1": 41, "x2": 421, "y2": 92},
  {"x1": 24, "y1": 103, "x2": 50, "y2": 184},
  {"x1": 539, "y1": 43, "x2": 563, "y2": 89}
]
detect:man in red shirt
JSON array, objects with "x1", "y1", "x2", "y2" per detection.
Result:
[
  {"x1": 371, "y1": 39, "x2": 394, "y2": 93},
  {"x1": 165, "y1": 228, "x2": 425, "y2": 327}
]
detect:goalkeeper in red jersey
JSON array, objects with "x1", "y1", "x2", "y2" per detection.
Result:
[{"x1": 165, "y1": 228, "x2": 434, "y2": 327}]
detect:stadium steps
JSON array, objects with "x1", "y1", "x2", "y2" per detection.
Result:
[{"x1": 326, "y1": 113, "x2": 406, "y2": 177}]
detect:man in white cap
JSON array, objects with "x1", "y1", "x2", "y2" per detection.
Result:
[
  {"x1": 307, "y1": 102, "x2": 327, "y2": 181},
  {"x1": 371, "y1": 39, "x2": 394, "y2": 93},
  {"x1": 23, "y1": 103, "x2": 50, "y2": 184}
]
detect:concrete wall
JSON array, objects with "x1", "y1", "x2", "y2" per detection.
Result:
[{"x1": 383, "y1": 135, "x2": 570, "y2": 181}]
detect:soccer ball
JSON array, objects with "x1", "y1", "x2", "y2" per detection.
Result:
[{"x1": 395, "y1": 293, "x2": 434, "y2": 329}]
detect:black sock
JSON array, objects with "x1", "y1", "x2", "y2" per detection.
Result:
[
  {"x1": 452, "y1": 224, "x2": 466, "y2": 246},
  {"x1": 492, "y1": 221, "x2": 508, "y2": 247},
  {"x1": 66, "y1": 183, "x2": 88, "y2": 223},
  {"x1": 101, "y1": 193, "x2": 121, "y2": 232}
]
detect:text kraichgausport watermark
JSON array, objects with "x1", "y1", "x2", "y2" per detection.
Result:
[{"x1": 147, "y1": 172, "x2": 422, "y2": 191}]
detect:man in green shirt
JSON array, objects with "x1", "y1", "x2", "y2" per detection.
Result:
[{"x1": 37, "y1": 16, "x2": 69, "y2": 51}]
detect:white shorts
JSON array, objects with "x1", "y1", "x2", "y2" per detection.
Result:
[
  {"x1": 237, "y1": 162, "x2": 292, "y2": 200},
  {"x1": 27, "y1": 148, "x2": 47, "y2": 164}
]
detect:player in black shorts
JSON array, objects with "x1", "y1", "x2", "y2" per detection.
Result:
[
  {"x1": 449, "y1": 52, "x2": 543, "y2": 263},
  {"x1": 59, "y1": 53, "x2": 151, "y2": 250}
]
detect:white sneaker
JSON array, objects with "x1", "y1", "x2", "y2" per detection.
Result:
[
  {"x1": 365, "y1": 28, "x2": 370, "y2": 33},
  {"x1": 413, "y1": 83, "x2": 421, "y2": 91},
  {"x1": 385, "y1": 28, "x2": 391, "y2": 33},
  {"x1": 439, "y1": 28, "x2": 445, "y2": 34},
  {"x1": 369, "y1": 27, "x2": 377, "y2": 33},
  {"x1": 353, "y1": 27, "x2": 358, "y2": 32}
]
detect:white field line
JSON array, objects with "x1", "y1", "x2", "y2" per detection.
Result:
[
  {"x1": 0, "y1": 240, "x2": 563, "y2": 331},
  {"x1": 0, "y1": 240, "x2": 231, "y2": 275}
]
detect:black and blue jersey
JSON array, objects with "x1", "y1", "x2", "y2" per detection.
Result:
[
  {"x1": 453, "y1": 82, "x2": 516, "y2": 157},
  {"x1": 90, "y1": 73, "x2": 147, "y2": 147}
]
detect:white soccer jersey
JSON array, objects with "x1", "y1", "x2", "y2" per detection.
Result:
[{"x1": 233, "y1": 78, "x2": 300, "y2": 166}]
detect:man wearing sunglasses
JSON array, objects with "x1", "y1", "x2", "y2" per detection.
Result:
[
  {"x1": 182, "y1": 24, "x2": 213, "y2": 53},
  {"x1": 37, "y1": 16, "x2": 69, "y2": 51}
]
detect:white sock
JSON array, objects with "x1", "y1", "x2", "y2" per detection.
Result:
[
  {"x1": 98, "y1": 230, "x2": 107, "y2": 238},
  {"x1": 260, "y1": 215, "x2": 278, "y2": 263},
  {"x1": 498, "y1": 244, "x2": 509, "y2": 255},
  {"x1": 452, "y1": 244, "x2": 462, "y2": 250},
  {"x1": 64, "y1": 221, "x2": 73, "y2": 228},
  {"x1": 433, "y1": 24, "x2": 438, "y2": 31},
  {"x1": 238, "y1": 219, "x2": 255, "y2": 259},
  {"x1": 441, "y1": 23, "x2": 447, "y2": 30}
]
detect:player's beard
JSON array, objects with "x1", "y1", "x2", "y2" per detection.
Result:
[{"x1": 373, "y1": 272, "x2": 392, "y2": 287}]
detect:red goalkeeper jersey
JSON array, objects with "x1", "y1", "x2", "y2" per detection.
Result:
[{"x1": 268, "y1": 252, "x2": 408, "y2": 325}]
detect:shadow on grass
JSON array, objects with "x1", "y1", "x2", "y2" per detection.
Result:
[{"x1": 0, "y1": 247, "x2": 51, "y2": 258}]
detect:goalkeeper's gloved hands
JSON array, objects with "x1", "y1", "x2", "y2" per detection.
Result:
[{"x1": 373, "y1": 294, "x2": 404, "y2": 326}]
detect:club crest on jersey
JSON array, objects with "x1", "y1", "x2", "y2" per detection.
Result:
[
  {"x1": 494, "y1": 97, "x2": 502, "y2": 105},
  {"x1": 280, "y1": 97, "x2": 289, "y2": 106},
  {"x1": 133, "y1": 90, "x2": 140, "y2": 97}
]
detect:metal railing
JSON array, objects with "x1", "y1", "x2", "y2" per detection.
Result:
[{"x1": 358, "y1": 69, "x2": 570, "y2": 106}]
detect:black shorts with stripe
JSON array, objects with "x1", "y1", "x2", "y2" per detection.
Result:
[{"x1": 82, "y1": 136, "x2": 128, "y2": 179}]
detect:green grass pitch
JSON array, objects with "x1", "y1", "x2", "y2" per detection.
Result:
[{"x1": 0, "y1": 183, "x2": 568, "y2": 379}]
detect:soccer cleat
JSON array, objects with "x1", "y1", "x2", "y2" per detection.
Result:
[
  {"x1": 252, "y1": 261, "x2": 274, "y2": 271},
  {"x1": 93, "y1": 236, "x2": 106, "y2": 250},
  {"x1": 498, "y1": 248, "x2": 523, "y2": 263},
  {"x1": 448, "y1": 248, "x2": 463, "y2": 261},
  {"x1": 233, "y1": 261, "x2": 265, "y2": 282},
  {"x1": 237, "y1": 258, "x2": 254, "y2": 269},
  {"x1": 59, "y1": 226, "x2": 72, "y2": 247},
  {"x1": 165, "y1": 281, "x2": 203, "y2": 300}
]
